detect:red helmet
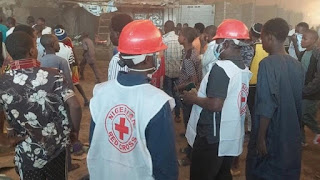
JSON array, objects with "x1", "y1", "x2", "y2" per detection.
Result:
[
  {"x1": 118, "y1": 20, "x2": 167, "y2": 55},
  {"x1": 213, "y1": 19, "x2": 250, "y2": 40}
]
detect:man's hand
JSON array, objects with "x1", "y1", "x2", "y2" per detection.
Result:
[
  {"x1": 290, "y1": 34, "x2": 298, "y2": 45},
  {"x1": 257, "y1": 137, "x2": 268, "y2": 156},
  {"x1": 181, "y1": 89, "x2": 197, "y2": 105}
]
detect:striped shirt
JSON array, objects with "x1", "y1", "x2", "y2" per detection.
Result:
[
  {"x1": 108, "y1": 53, "x2": 128, "y2": 80},
  {"x1": 178, "y1": 48, "x2": 202, "y2": 85}
]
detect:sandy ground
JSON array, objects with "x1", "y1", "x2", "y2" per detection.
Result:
[{"x1": 1, "y1": 46, "x2": 320, "y2": 180}]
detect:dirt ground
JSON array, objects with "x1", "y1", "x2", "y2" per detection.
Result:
[{"x1": 1, "y1": 46, "x2": 320, "y2": 180}]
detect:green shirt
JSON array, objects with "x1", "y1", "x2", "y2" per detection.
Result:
[
  {"x1": 301, "y1": 50, "x2": 313, "y2": 74},
  {"x1": 0, "y1": 24, "x2": 8, "y2": 42}
]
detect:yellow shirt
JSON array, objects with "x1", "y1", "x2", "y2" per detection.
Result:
[{"x1": 250, "y1": 43, "x2": 268, "y2": 85}]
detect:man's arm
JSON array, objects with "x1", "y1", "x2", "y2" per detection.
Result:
[
  {"x1": 182, "y1": 91, "x2": 224, "y2": 112},
  {"x1": 199, "y1": 34, "x2": 207, "y2": 55},
  {"x1": 65, "y1": 96, "x2": 82, "y2": 142},
  {"x1": 182, "y1": 64, "x2": 228, "y2": 111},
  {"x1": 255, "y1": 61, "x2": 278, "y2": 155},
  {"x1": 257, "y1": 116, "x2": 270, "y2": 156},
  {"x1": 175, "y1": 75, "x2": 198, "y2": 92},
  {"x1": 303, "y1": 56, "x2": 320, "y2": 96},
  {"x1": 145, "y1": 102, "x2": 178, "y2": 180},
  {"x1": 61, "y1": 60, "x2": 74, "y2": 90}
]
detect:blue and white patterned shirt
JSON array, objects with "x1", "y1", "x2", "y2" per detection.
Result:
[{"x1": 108, "y1": 53, "x2": 128, "y2": 80}]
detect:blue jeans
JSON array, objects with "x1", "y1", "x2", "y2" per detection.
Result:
[{"x1": 163, "y1": 76, "x2": 181, "y2": 117}]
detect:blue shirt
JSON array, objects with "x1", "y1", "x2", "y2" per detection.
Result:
[
  {"x1": 0, "y1": 24, "x2": 8, "y2": 42},
  {"x1": 89, "y1": 71, "x2": 178, "y2": 180}
]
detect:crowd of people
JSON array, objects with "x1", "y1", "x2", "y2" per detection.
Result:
[{"x1": 0, "y1": 12, "x2": 319, "y2": 180}]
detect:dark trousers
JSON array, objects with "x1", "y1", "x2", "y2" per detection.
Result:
[
  {"x1": 301, "y1": 99, "x2": 320, "y2": 142},
  {"x1": 247, "y1": 86, "x2": 256, "y2": 117},
  {"x1": 163, "y1": 76, "x2": 181, "y2": 117},
  {"x1": 22, "y1": 149, "x2": 67, "y2": 180},
  {"x1": 191, "y1": 137, "x2": 233, "y2": 180},
  {"x1": 182, "y1": 103, "x2": 193, "y2": 129},
  {"x1": 182, "y1": 103, "x2": 193, "y2": 159}
]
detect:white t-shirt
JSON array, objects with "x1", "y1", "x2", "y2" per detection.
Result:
[
  {"x1": 42, "y1": 26, "x2": 52, "y2": 35},
  {"x1": 56, "y1": 42, "x2": 75, "y2": 65},
  {"x1": 288, "y1": 33, "x2": 305, "y2": 59}
]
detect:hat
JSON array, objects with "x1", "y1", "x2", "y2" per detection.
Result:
[
  {"x1": 251, "y1": 23, "x2": 263, "y2": 35},
  {"x1": 54, "y1": 28, "x2": 67, "y2": 41}
]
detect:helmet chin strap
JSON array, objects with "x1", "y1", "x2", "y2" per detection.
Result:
[{"x1": 128, "y1": 67, "x2": 156, "y2": 72}]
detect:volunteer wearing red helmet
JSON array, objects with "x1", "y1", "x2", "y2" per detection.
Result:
[
  {"x1": 182, "y1": 19, "x2": 252, "y2": 180},
  {"x1": 87, "y1": 20, "x2": 178, "y2": 180}
]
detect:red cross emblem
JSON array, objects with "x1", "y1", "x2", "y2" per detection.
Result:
[
  {"x1": 105, "y1": 104, "x2": 138, "y2": 153},
  {"x1": 238, "y1": 83, "x2": 249, "y2": 116},
  {"x1": 115, "y1": 118, "x2": 129, "y2": 140}
]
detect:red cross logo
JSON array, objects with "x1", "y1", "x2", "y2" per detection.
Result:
[
  {"x1": 238, "y1": 83, "x2": 249, "y2": 116},
  {"x1": 106, "y1": 104, "x2": 138, "y2": 153},
  {"x1": 115, "y1": 118, "x2": 129, "y2": 140}
]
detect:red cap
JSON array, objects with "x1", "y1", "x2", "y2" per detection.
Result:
[{"x1": 118, "y1": 20, "x2": 167, "y2": 55}]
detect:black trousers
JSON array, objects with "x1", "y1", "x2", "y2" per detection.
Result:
[
  {"x1": 247, "y1": 86, "x2": 256, "y2": 117},
  {"x1": 190, "y1": 137, "x2": 233, "y2": 180},
  {"x1": 22, "y1": 149, "x2": 67, "y2": 180},
  {"x1": 182, "y1": 103, "x2": 193, "y2": 159}
]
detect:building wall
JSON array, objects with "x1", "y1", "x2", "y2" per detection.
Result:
[
  {"x1": 0, "y1": 0, "x2": 306, "y2": 37},
  {"x1": 0, "y1": 0, "x2": 98, "y2": 37},
  {"x1": 178, "y1": 0, "x2": 303, "y2": 28}
]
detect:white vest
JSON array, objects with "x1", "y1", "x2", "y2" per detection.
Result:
[
  {"x1": 88, "y1": 79, "x2": 175, "y2": 180},
  {"x1": 186, "y1": 60, "x2": 252, "y2": 156}
]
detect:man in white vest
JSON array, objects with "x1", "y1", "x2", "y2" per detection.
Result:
[
  {"x1": 182, "y1": 19, "x2": 252, "y2": 180},
  {"x1": 87, "y1": 20, "x2": 178, "y2": 180}
]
